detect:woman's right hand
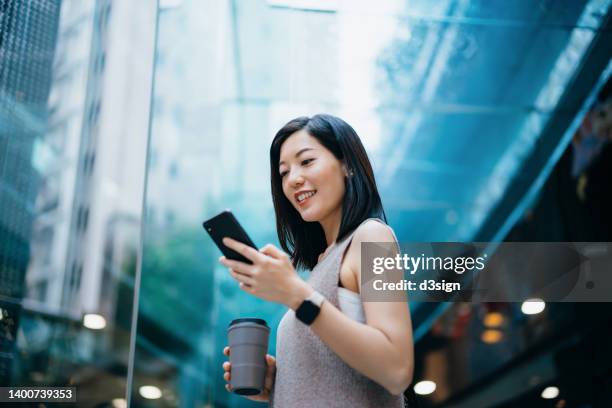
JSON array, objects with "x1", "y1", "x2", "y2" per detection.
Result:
[{"x1": 223, "y1": 346, "x2": 276, "y2": 402}]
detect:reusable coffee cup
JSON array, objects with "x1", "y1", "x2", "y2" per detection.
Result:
[{"x1": 227, "y1": 318, "x2": 270, "y2": 396}]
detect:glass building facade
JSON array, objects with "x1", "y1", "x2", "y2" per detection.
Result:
[
  {"x1": 1, "y1": 0, "x2": 155, "y2": 405},
  {"x1": 1, "y1": 0, "x2": 611, "y2": 407}
]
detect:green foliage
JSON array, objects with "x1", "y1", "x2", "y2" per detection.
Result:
[{"x1": 139, "y1": 225, "x2": 215, "y2": 348}]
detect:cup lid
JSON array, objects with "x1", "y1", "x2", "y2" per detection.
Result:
[{"x1": 229, "y1": 318, "x2": 268, "y2": 327}]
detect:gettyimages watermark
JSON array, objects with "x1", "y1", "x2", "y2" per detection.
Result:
[{"x1": 361, "y1": 242, "x2": 612, "y2": 302}]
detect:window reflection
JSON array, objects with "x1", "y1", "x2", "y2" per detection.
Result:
[
  {"x1": 0, "y1": 0, "x2": 155, "y2": 406},
  {"x1": 2, "y1": 0, "x2": 609, "y2": 406},
  {"x1": 141, "y1": 0, "x2": 609, "y2": 406}
]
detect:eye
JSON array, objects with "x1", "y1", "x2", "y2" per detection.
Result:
[
  {"x1": 279, "y1": 170, "x2": 288, "y2": 178},
  {"x1": 301, "y1": 158, "x2": 314, "y2": 166}
]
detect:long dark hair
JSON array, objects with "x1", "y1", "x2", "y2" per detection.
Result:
[{"x1": 270, "y1": 114, "x2": 387, "y2": 271}]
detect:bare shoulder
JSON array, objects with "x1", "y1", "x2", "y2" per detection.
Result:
[
  {"x1": 352, "y1": 219, "x2": 397, "y2": 244},
  {"x1": 344, "y1": 220, "x2": 397, "y2": 277}
]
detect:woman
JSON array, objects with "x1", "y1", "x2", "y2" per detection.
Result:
[{"x1": 220, "y1": 114, "x2": 414, "y2": 407}]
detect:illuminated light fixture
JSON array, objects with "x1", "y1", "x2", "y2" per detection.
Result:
[
  {"x1": 112, "y1": 398, "x2": 127, "y2": 408},
  {"x1": 139, "y1": 385, "x2": 162, "y2": 400},
  {"x1": 541, "y1": 386, "x2": 559, "y2": 399},
  {"x1": 83, "y1": 313, "x2": 106, "y2": 330},
  {"x1": 267, "y1": 0, "x2": 338, "y2": 12},
  {"x1": 521, "y1": 298, "x2": 546, "y2": 315},
  {"x1": 483, "y1": 312, "x2": 504, "y2": 328},
  {"x1": 414, "y1": 380, "x2": 436, "y2": 395},
  {"x1": 481, "y1": 329, "x2": 503, "y2": 344},
  {"x1": 0, "y1": 308, "x2": 3, "y2": 321},
  {"x1": 30, "y1": 371, "x2": 45, "y2": 382}
]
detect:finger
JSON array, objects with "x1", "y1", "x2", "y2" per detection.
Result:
[
  {"x1": 223, "y1": 361, "x2": 231, "y2": 372},
  {"x1": 223, "y1": 346, "x2": 230, "y2": 356},
  {"x1": 229, "y1": 269, "x2": 255, "y2": 287},
  {"x1": 224, "y1": 371, "x2": 231, "y2": 381},
  {"x1": 223, "y1": 237, "x2": 263, "y2": 263},
  {"x1": 228, "y1": 266, "x2": 252, "y2": 281},
  {"x1": 239, "y1": 281, "x2": 255, "y2": 293},
  {"x1": 219, "y1": 257, "x2": 254, "y2": 276},
  {"x1": 265, "y1": 355, "x2": 276, "y2": 383},
  {"x1": 266, "y1": 354, "x2": 276, "y2": 367},
  {"x1": 260, "y1": 244, "x2": 288, "y2": 260},
  {"x1": 264, "y1": 375, "x2": 274, "y2": 391},
  {"x1": 225, "y1": 384, "x2": 232, "y2": 392},
  {"x1": 265, "y1": 356, "x2": 276, "y2": 377}
]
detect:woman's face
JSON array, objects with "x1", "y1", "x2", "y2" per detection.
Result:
[{"x1": 278, "y1": 130, "x2": 347, "y2": 223}]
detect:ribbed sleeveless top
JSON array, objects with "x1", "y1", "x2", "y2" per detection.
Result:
[{"x1": 270, "y1": 218, "x2": 406, "y2": 407}]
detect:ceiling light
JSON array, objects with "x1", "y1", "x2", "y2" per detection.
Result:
[
  {"x1": 521, "y1": 298, "x2": 545, "y2": 315},
  {"x1": 83, "y1": 313, "x2": 106, "y2": 330},
  {"x1": 139, "y1": 385, "x2": 162, "y2": 400},
  {"x1": 414, "y1": 380, "x2": 436, "y2": 395},
  {"x1": 30, "y1": 371, "x2": 45, "y2": 382},
  {"x1": 483, "y1": 312, "x2": 504, "y2": 328},
  {"x1": 112, "y1": 398, "x2": 127, "y2": 408},
  {"x1": 541, "y1": 386, "x2": 559, "y2": 399},
  {"x1": 481, "y1": 329, "x2": 503, "y2": 344}
]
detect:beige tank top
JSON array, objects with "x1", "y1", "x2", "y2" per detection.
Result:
[{"x1": 270, "y1": 218, "x2": 406, "y2": 407}]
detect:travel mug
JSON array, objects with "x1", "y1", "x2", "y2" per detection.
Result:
[{"x1": 227, "y1": 318, "x2": 270, "y2": 396}]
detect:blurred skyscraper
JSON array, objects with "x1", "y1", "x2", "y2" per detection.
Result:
[
  {"x1": 1, "y1": 0, "x2": 154, "y2": 403},
  {"x1": 0, "y1": 0, "x2": 61, "y2": 384}
]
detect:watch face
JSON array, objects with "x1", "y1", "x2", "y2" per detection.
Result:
[{"x1": 296, "y1": 300, "x2": 320, "y2": 325}]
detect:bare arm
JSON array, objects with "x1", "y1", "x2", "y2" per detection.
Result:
[
  {"x1": 220, "y1": 223, "x2": 414, "y2": 395},
  {"x1": 289, "y1": 221, "x2": 414, "y2": 395}
]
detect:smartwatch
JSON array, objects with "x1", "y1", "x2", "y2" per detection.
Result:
[{"x1": 295, "y1": 291, "x2": 325, "y2": 325}]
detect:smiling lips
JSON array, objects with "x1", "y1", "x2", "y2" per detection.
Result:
[{"x1": 295, "y1": 190, "x2": 316, "y2": 206}]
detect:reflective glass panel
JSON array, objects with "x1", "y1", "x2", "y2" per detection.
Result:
[
  {"x1": 0, "y1": 1, "x2": 155, "y2": 406},
  {"x1": 137, "y1": 0, "x2": 610, "y2": 406}
]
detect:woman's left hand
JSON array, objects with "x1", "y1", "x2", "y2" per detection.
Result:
[{"x1": 219, "y1": 238, "x2": 310, "y2": 307}]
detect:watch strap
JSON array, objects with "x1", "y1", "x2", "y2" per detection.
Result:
[
  {"x1": 295, "y1": 290, "x2": 325, "y2": 325},
  {"x1": 305, "y1": 290, "x2": 325, "y2": 308}
]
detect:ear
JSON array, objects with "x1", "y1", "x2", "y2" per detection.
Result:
[
  {"x1": 342, "y1": 164, "x2": 349, "y2": 177},
  {"x1": 342, "y1": 162, "x2": 351, "y2": 178}
]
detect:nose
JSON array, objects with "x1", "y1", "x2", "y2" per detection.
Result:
[{"x1": 286, "y1": 167, "x2": 305, "y2": 189}]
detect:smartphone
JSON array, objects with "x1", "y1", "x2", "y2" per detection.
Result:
[{"x1": 203, "y1": 210, "x2": 258, "y2": 264}]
